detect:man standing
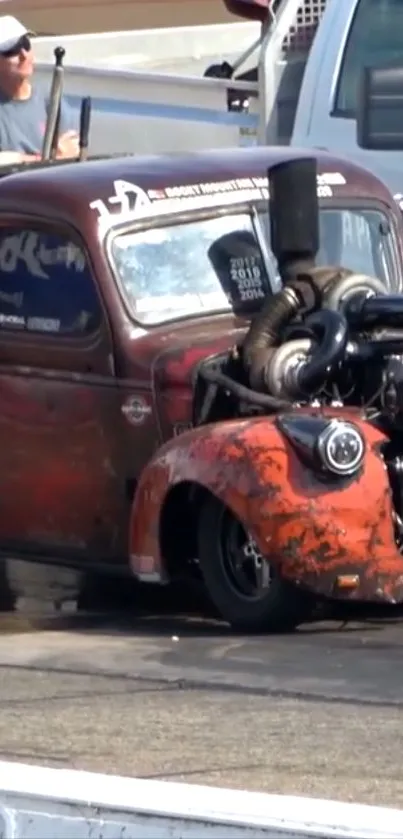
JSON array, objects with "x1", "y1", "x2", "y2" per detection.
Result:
[{"x1": 0, "y1": 16, "x2": 79, "y2": 164}]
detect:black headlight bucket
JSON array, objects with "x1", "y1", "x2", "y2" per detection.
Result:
[{"x1": 277, "y1": 414, "x2": 366, "y2": 479}]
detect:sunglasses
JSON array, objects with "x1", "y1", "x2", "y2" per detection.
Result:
[{"x1": 0, "y1": 35, "x2": 32, "y2": 58}]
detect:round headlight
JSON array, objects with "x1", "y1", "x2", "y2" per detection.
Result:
[{"x1": 316, "y1": 420, "x2": 365, "y2": 476}]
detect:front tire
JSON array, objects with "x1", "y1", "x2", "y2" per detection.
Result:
[{"x1": 197, "y1": 495, "x2": 311, "y2": 633}]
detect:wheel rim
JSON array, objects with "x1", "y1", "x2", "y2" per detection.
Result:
[{"x1": 217, "y1": 508, "x2": 273, "y2": 601}]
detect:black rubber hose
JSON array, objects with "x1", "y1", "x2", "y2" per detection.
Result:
[
  {"x1": 242, "y1": 267, "x2": 355, "y2": 392},
  {"x1": 199, "y1": 366, "x2": 291, "y2": 410},
  {"x1": 242, "y1": 286, "x2": 300, "y2": 390},
  {"x1": 346, "y1": 294, "x2": 403, "y2": 329},
  {"x1": 296, "y1": 309, "x2": 348, "y2": 395}
]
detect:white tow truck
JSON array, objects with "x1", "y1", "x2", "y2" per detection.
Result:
[{"x1": 32, "y1": 0, "x2": 403, "y2": 197}]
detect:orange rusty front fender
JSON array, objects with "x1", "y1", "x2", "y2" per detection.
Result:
[
  {"x1": 129, "y1": 417, "x2": 277, "y2": 581},
  {"x1": 128, "y1": 414, "x2": 403, "y2": 602}
]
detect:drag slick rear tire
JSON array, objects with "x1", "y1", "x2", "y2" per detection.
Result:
[{"x1": 197, "y1": 495, "x2": 310, "y2": 633}]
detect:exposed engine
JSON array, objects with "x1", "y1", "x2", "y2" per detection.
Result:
[{"x1": 193, "y1": 157, "x2": 403, "y2": 555}]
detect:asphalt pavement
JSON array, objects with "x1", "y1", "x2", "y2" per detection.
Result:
[{"x1": 0, "y1": 607, "x2": 403, "y2": 808}]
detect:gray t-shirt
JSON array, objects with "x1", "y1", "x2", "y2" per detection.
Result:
[{"x1": 0, "y1": 85, "x2": 76, "y2": 154}]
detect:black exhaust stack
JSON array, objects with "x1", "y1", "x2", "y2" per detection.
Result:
[
  {"x1": 268, "y1": 157, "x2": 319, "y2": 283},
  {"x1": 241, "y1": 158, "x2": 321, "y2": 390}
]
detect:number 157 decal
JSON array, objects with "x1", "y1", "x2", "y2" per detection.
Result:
[{"x1": 90, "y1": 180, "x2": 152, "y2": 219}]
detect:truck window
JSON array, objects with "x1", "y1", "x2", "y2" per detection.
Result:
[
  {"x1": 110, "y1": 213, "x2": 274, "y2": 325},
  {"x1": 317, "y1": 208, "x2": 395, "y2": 283},
  {"x1": 335, "y1": 0, "x2": 403, "y2": 116},
  {"x1": 0, "y1": 227, "x2": 102, "y2": 336},
  {"x1": 260, "y1": 206, "x2": 397, "y2": 290}
]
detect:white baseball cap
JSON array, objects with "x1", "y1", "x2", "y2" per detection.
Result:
[{"x1": 0, "y1": 16, "x2": 35, "y2": 53}]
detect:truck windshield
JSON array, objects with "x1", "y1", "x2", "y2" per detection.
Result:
[{"x1": 109, "y1": 206, "x2": 397, "y2": 326}]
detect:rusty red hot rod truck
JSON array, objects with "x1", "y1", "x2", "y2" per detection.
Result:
[{"x1": 2, "y1": 136, "x2": 403, "y2": 630}]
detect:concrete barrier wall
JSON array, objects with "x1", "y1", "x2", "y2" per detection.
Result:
[{"x1": 0, "y1": 760, "x2": 402, "y2": 838}]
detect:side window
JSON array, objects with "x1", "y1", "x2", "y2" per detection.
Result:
[
  {"x1": 0, "y1": 227, "x2": 102, "y2": 336},
  {"x1": 335, "y1": 0, "x2": 403, "y2": 116}
]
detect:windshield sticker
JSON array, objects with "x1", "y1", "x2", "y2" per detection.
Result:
[
  {"x1": 0, "y1": 313, "x2": 25, "y2": 328},
  {"x1": 92, "y1": 171, "x2": 347, "y2": 231},
  {"x1": 90, "y1": 179, "x2": 152, "y2": 220},
  {"x1": 0, "y1": 232, "x2": 85, "y2": 280},
  {"x1": 0, "y1": 228, "x2": 102, "y2": 337},
  {"x1": 319, "y1": 172, "x2": 346, "y2": 186},
  {"x1": 341, "y1": 211, "x2": 372, "y2": 250},
  {"x1": 26, "y1": 316, "x2": 61, "y2": 333}
]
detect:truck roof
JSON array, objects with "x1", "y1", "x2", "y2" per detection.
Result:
[{"x1": 0, "y1": 146, "x2": 395, "y2": 232}]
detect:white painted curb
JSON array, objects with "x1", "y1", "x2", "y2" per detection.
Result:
[{"x1": 0, "y1": 760, "x2": 401, "y2": 838}]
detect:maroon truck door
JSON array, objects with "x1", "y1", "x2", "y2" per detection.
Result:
[{"x1": 0, "y1": 219, "x2": 126, "y2": 565}]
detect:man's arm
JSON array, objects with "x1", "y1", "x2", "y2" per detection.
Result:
[
  {"x1": 0, "y1": 96, "x2": 80, "y2": 165},
  {"x1": 0, "y1": 151, "x2": 39, "y2": 164},
  {"x1": 0, "y1": 142, "x2": 78, "y2": 164}
]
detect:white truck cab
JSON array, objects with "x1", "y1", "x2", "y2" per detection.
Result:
[
  {"x1": 292, "y1": 0, "x2": 403, "y2": 197},
  {"x1": 32, "y1": 0, "x2": 403, "y2": 197}
]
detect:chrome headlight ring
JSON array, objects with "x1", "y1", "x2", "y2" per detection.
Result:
[{"x1": 316, "y1": 420, "x2": 365, "y2": 477}]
